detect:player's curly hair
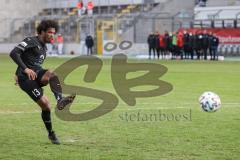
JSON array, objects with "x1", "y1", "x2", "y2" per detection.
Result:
[{"x1": 37, "y1": 20, "x2": 58, "y2": 34}]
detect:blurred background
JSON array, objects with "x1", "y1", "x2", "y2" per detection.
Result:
[{"x1": 0, "y1": 0, "x2": 240, "y2": 56}]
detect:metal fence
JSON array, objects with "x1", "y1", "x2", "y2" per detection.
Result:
[
  {"x1": 2, "y1": 15, "x2": 240, "y2": 56},
  {"x1": 2, "y1": 13, "x2": 193, "y2": 43}
]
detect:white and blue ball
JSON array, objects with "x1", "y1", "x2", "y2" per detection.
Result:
[{"x1": 199, "y1": 91, "x2": 221, "y2": 112}]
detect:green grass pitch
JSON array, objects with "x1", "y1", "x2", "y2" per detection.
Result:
[{"x1": 0, "y1": 54, "x2": 240, "y2": 160}]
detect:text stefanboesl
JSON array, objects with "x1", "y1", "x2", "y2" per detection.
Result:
[{"x1": 119, "y1": 109, "x2": 192, "y2": 122}]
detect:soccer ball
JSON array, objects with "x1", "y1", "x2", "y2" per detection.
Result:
[{"x1": 198, "y1": 91, "x2": 221, "y2": 112}]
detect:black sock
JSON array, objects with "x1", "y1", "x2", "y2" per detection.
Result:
[
  {"x1": 49, "y1": 75, "x2": 63, "y2": 101},
  {"x1": 41, "y1": 110, "x2": 53, "y2": 134}
]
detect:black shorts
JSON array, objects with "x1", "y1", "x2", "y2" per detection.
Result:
[{"x1": 18, "y1": 69, "x2": 48, "y2": 102}]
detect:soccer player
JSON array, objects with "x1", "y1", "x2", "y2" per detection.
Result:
[{"x1": 9, "y1": 20, "x2": 75, "y2": 145}]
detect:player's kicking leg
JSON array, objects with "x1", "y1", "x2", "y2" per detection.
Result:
[
  {"x1": 56, "y1": 94, "x2": 76, "y2": 110},
  {"x1": 41, "y1": 70, "x2": 76, "y2": 110}
]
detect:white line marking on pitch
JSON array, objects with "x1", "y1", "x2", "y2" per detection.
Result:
[
  {"x1": 2, "y1": 102, "x2": 240, "y2": 106},
  {"x1": 0, "y1": 104, "x2": 239, "y2": 115}
]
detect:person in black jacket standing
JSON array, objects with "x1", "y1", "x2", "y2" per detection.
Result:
[
  {"x1": 196, "y1": 31, "x2": 204, "y2": 60},
  {"x1": 183, "y1": 30, "x2": 190, "y2": 59},
  {"x1": 202, "y1": 30, "x2": 210, "y2": 60},
  {"x1": 189, "y1": 32, "x2": 195, "y2": 60},
  {"x1": 209, "y1": 32, "x2": 214, "y2": 60},
  {"x1": 85, "y1": 34, "x2": 94, "y2": 55},
  {"x1": 209, "y1": 33, "x2": 219, "y2": 60},
  {"x1": 154, "y1": 31, "x2": 160, "y2": 59},
  {"x1": 147, "y1": 32, "x2": 155, "y2": 59}
]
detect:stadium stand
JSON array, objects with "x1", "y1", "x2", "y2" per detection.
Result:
[
  {"x1": 192, "y1": 0, "x2": 240, "y2": 56},
  {"x1": 0, "y1": 0, "x2": 45, "y2": 42},
  {"x1": 206, "y1": 0, "x2": 240, "y2": 6},
  {"x1": 0, "y1": 0, "x2": 240, "y2": 56}
]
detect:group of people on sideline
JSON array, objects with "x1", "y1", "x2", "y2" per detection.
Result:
[{"x1": 147, "y1": 30, "x2": 219, "y2": 60}]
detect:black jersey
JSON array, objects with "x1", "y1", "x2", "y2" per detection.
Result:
[{"x1": 10, "y1": 36, "x2": 47, "y2": 78}]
